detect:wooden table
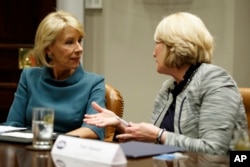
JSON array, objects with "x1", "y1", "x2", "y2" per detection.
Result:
[{"x1": 0, "y1": 141, "x2": 229, "y2": 167}]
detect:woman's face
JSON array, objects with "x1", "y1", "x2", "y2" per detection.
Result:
[
  {"x1": 47, "y1": 26, "x2": 83, "y2": 71},
  {"x1": 153, "y1": 41, "x2": 168, "y2": 74}
]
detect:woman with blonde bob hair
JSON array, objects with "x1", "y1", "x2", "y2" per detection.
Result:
[
  {"x1": 154, "y1": 12, "x2": 213, "y2": 68},
  {"x1": 84, "y1": 12, "x2": 247, "y2": 155},
  {"x1": 4, "y1": 10, "x2": 106, "y2": 140},
  {"x1": 33, "y1": 10, "x2": 84, "y2": 67}
]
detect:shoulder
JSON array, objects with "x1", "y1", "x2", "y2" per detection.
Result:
[
  {"x1": 191, "y1": 63, "x2": 240, "y2": 99},
  {"x1": 20, "y1": 67, "x2": 43, "y2": 78},
  {"x1": 83, "y1": 71, "x2": 104, "y2": 82},
  {"x1": 198, "y1": 63, "x2": 231, "y2": 77},
  {"x1": 80, "y1": 70, "x2": 105, "y2": 90},
  {"x1": 73, "y1": 65, "x2": 105, "y2": 85},
  {"x1": 199, "y1": 63, "x2": 229, "y2": 74},
  {"x1": 195, "y1": 63, "x2": 236, "y2": 86}
]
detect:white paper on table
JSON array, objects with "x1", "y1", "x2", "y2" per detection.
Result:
[
  {"x1": 51, "y1": 135, "x2": 127, "y2": 165},
  {"x1": 1, "y1": 132, "x2": 33, "y2": 139},
  {"x1": 0, "y1": 125, "x2": 27, "y2": 133}
]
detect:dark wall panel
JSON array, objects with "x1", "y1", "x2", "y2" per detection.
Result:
[{"x1": 0, "y1": 0, "x2": 56, "y2": 123}]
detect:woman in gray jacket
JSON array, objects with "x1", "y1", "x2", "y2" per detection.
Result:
[{"x1": 84, "y1": 12, "x2": 248, "y2": 155}]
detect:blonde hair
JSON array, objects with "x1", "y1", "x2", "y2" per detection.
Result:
[
  {"x1": 154, "y1": 12, "x2": 214, "y2": 68},
  {"x1": 33, "y1": 10, "x2": 84, "y2": 67}
]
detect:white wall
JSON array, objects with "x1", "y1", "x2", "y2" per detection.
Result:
[
  {"x1": 60, "y1": 0, "x2": 250, "y2": 122},
  {"x1": 56, "y1": 0, "x2": 85, "y2": 65},
  {"x1": 56, "y1": 0, "x2": 84, "y2": 24},
  {"x1": 233, "y1": 1, "x2": 250, "y2": 87}
]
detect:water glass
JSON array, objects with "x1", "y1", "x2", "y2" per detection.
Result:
[{"x1": 32, "y1": 107, "x2": 54, "y2": 150}]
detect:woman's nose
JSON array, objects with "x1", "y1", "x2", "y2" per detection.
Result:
[
  {"x1": 75, "y1": 42, "x2": 83, "y2": 52},
  {"x1": 153, "y1": 50, "x2": 156, "y2": 57}
]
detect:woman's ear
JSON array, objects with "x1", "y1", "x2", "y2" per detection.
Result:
[
  {"x1": 45, "y1": 47, "x2": 52, "y2": 56},
  {"x1": 45, "y1": 47, "x2": 53, "y2": 59}
]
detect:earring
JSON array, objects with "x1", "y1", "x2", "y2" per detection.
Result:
[{"x1": 47, "y1": 54, "x2": 53, "y2": 59}]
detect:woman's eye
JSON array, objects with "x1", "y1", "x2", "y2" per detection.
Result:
[{"x1": 66, "y1": 40, "x2": 74, "y2": 45}]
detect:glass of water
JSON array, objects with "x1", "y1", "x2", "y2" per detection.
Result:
[{"x1": 32, "y1": 107, "x2": 54, "y2": 150}]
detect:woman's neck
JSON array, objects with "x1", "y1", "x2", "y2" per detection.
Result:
[
  {"x1": 171, "y1": 65, "x2": 190, "y2": 84},
  {"x1": 51, "y1": 68, "x2": 75, "y2": 80}
]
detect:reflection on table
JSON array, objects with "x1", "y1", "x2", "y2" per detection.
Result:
[
  {"x1": 152, "y1": 152, "x2": 229, "y2": 167},
  {"x1": 0, "y1": 143, "x2": 53, "y2": 167},
  {"x1": 0, "y1": 141, "x2": 229, "y2": 167}
]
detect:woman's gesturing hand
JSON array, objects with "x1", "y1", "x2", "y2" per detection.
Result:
[{"x1": 84, "y1": 101, "x2": 120, "y2": 127}]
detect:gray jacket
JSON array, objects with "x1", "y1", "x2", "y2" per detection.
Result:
[{"x1": 151, "y1": 63, "x2": 247, "y2": 155}]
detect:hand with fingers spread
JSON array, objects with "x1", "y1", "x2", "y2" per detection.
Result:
[{"x1": 84, "y1": 102, "x2": 121, "y2": 128}]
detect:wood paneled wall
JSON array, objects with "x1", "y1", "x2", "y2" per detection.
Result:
[{"x1": 0, "y1": 0, "x2": 56, "y2": 123}]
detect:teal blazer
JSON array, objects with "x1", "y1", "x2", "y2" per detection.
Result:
[{"x1": 4, "y1": 65, "x2": 105, "y2": 140}]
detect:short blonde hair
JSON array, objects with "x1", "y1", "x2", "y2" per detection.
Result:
[
  {"x1": 33, "y1": 10, "x2": 84, "y2": 67},
  {"x1": 154, "y1": 12, "x2": 214, "y2": 68}
]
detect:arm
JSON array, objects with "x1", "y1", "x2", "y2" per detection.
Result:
[
  {"x1": 66, "y1": 127, "x2": 98, "y2": 138},
  {"x1": 68, "y1": 102, "x2": 107, "y2": 139},
  {"x1": 4, "y1": 69, "x2": 28, "y2": 127},
  {"x1": 69, "y1": 75, "x2": 106, "y2": 140}
]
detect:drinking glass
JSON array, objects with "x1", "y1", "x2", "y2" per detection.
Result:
[{"x1": 32, "y1": 107, "x2": 54, "y2": 150}]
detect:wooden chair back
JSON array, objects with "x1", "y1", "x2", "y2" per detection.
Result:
[
  {"x1": 239, "y1": 88, "x2": 250, "y2": 129},
  {"x1": 104, "y1": 84, "x2": 124, "y2": 142}
]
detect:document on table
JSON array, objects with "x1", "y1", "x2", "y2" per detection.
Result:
[
  {"x1": 120, "y1": 141, "x2": 184, "y2": 158},
  {"x1": 0, "y1": 132, "x2": 33, "y2": 138},
  {"x1": 0, "y1": 125, "x2": 27, "y2": 133},
  {"x1": 0, "y1": 126, "x2": 32, "y2": 143}
]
